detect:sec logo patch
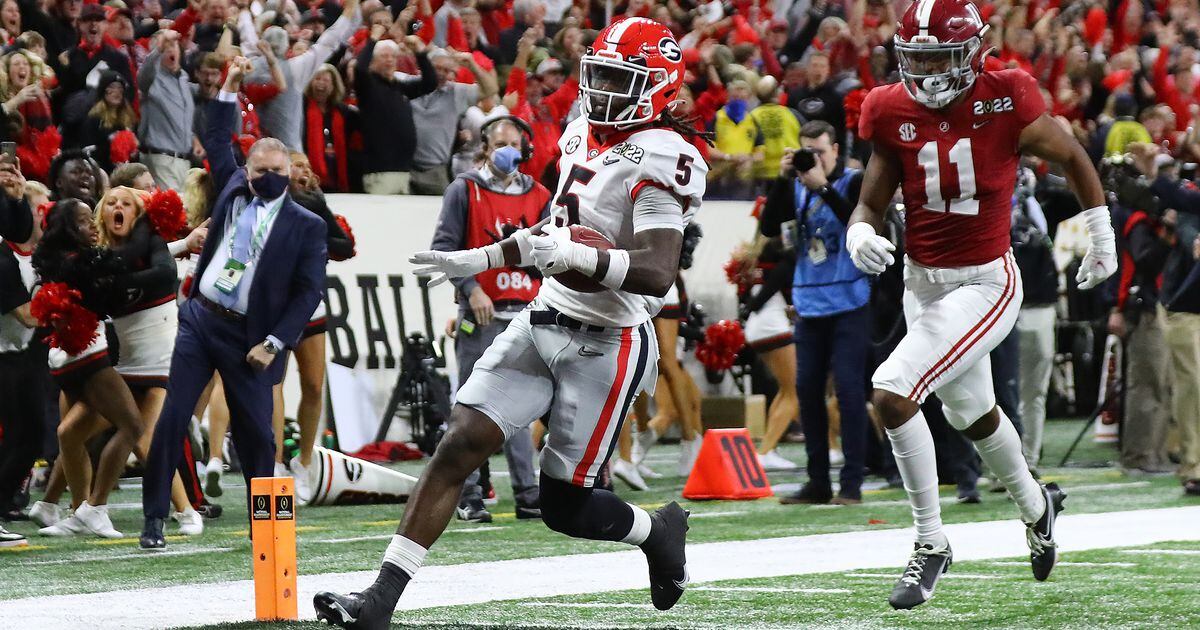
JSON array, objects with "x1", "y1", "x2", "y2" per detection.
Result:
[
  {"x1": 565, "y1": 136, "x2": 581, "y2": 154},
  {"x1": 899, "y1": 123, "x2": 917, "y2": 142}
]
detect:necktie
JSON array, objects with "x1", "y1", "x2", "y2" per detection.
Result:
[
  {"x1": 217, "y1": 198, "x2": 260, "y2": 308},
  {"x1": 231, "y1": 198, "x2": 261, "y2": 263}
]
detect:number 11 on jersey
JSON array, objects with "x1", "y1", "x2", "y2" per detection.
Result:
[{"x1": 917, "y1": 138, "x2": 979, "y2": 216}]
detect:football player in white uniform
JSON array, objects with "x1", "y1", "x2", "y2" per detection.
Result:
[{"x1": 315, "y1": 17, "x2": 709, "y2": 629}]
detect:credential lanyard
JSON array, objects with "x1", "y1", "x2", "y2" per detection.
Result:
[{"x1": 226, "y1": 197, "x2": 281, "y2": 263}]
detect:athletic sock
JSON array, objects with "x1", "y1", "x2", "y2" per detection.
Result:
[
  {"x1": 886, "y1": 412, "x2": 947, "y2": 547},
  {"x1": 974, "y1": 409, "x2": 1046, "y2": 523},
  {"x1": 372, "y1": 535, "x2": 425, "y2": 605},
  {"x1": 622, "y1": 504, "x2": 652, "y2": 545}
]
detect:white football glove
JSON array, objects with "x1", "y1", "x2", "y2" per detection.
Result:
[
  {"x1": 846, "y1": 222, "x2": 895, "y2": 275},
  {"x1": 528, "y1": 224, "x2": 597, "y2": 276},
  {"x1": 408, "y1": 248, "x2": 490, "y2": 287},
  {"x1": 1076, "y1": 206, "x2": 1118, "y2": 290}
]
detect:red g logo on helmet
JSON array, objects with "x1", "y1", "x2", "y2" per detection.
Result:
[
  {"x1": 580, "y1": 18, "x2": 684, "y2": 128},
  {"x1": 895, "y1": 0, "x2": 988, "y2": 109}
]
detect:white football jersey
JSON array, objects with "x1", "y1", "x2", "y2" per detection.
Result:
[{"x1": 538, "y1": 116, "x2": 707, "y2": 327}]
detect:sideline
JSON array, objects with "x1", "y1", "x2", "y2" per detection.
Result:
[{"x1": 2, "y1": 505, "x2": 1198, "y2": 629}]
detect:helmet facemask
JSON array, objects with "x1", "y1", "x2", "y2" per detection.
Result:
[
  {"x1": 895, "y1": 34, "x2": 985, "y2": 109},
  {"x1": 580, "y1": 52, "x2": 670, "y2": 128}
]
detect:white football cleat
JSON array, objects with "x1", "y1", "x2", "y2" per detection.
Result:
[
  {"x1": 28, "y1": 501, "x2": 62, "y2": 528},
  {"x1": 74, "y1": 501, "x2": 123, "y2": 539},
  {"x1": 39, "y1": 514, "x2": 87, "y2": 537},
  {"x1": 678, "y1": 437, "x2": 702, "y2": 478},
  {"x1": 758, "y1": 449, "x2": 799, "y2": 471},
  {"x1": 273, "y1": 461, "x2": 290, "y2": 478},
  {"x1": 638, "y1": 463, "x2": 663, "y2": 479},
  {"x1": 289, "y1": 455, "x2": 314, "y2": 506},
  {"x1": 612, "y1": 458, "x2": 648, "y2": 491},
  {"x1": 173, "y1": 508, "x2": 204, "y2": 536},
  {"x1": 632, "y1": 428, "x2": 658, "y2": 465},
  {"x1": 204, "y1": 457, "x2": 224, "y2": 498}
]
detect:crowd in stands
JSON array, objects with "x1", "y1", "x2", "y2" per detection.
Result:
[{"x1": 0, "y1": 0, "x2": 1198, "y2": 549}]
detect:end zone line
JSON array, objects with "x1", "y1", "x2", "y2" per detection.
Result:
[{"x1": 3, "y1": 505, "x2": 1198, "y2": 629}]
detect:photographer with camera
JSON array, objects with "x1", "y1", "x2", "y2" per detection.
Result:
[
  {"x1": 429, "y1": 116, "x2": 547, "y2": 522},
  {"x1": 760, "y1": 120, "x2": 870, "y2": 504},
  {"x1": 1102, "y1": 151, "x2": 1175, "y2": 476},
  {"x1": 1131, "y1": 144, "x2": 1200, "y2": 494}
]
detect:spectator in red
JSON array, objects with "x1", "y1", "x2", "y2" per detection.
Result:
[
  {"x1": 506, "y1": 30, "x2": 578, "y2": 186},
  {"x1": 460, "y1": 7, "x2": 500, "y2": 64},
  {"x1": 0, "y1": 0, "x2": 20, "y2": 42},
  {"x1": 105, "y1": 4, "x2": 147, "y2": 73},
  {"x1": 0, "y1": 48, "x2": 56, "y2": 183},
  {"x1": 303, "y1": 63, "x2": 363, "y2": 192},
  {"x1": 1153, "y1": 26, "x2": 1199, "y2": 133}
]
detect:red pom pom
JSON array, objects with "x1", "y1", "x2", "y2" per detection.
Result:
[
  {"x1": 30, "y1": 282, "x2": 99, "y2": 355},
  {"x1": 331, "y1": 214, "x2": 357, "y2": 261},
  {"x1": 844, "y1": 88, "x2": 868, "y2": 136},
  {"x1": 108, "y1": 129, "x2": 139, "y2": 164},
  {"x1": 145, "y1": 188, "x2": 187, "y2": 241},
  {"x1": 695, "y1": 320, "x2": 746, "y2": 371},
  {"x1": 17, "y1": 127, "x2": 62, "y2": 183}
]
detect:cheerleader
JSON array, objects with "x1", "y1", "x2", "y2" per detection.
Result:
[
  {"x1": 273, "y1": 152, "x2": 353, "y2": 503},
  {"x1": 30, "y1": 198, "x2": 145, "y2": 538},
  {"x1": 734, "y1": 237, "x2": 801, "y2": 471}
]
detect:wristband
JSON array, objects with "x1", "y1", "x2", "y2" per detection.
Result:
[
  {"x1": 598, "y1": 249, "x2": 630, "y2": 291},
  {"x1": 1081, "y1": 206, "x2": 1115, "y2": 243},
  {"x1": 512, "y1": 227, "x2": 535, "y2": 266},
  {"x1": 482, "y1": 242, "x2": 505, "y2": 269}
]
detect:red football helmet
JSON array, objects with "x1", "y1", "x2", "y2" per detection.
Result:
[
  {"x1": 895, "y1": 0, "x2": 989, "y2": 109},
  {"x1": 580, "y1": 17, "x2": 684, "y2": 128}
]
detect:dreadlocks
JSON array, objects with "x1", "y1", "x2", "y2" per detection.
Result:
[{"x1": 659, "y1": 109, "x2": 714, "y2": 146}]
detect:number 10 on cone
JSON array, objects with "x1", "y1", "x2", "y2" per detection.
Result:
[{"x1": 251, "y1": 477, "x2": 298, "y2": 620}]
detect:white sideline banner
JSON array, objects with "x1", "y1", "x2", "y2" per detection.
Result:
[{"x1": 279, "y1": 194, "x2": 758, "y2": 452}]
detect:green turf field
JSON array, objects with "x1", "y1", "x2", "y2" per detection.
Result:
[{"x1": 2, "y1": 419, "x2": 1197, "y2": 628}]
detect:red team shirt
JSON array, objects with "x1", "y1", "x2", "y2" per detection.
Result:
[{"x1": 859, "y1": 69, "x2": 1046, "y2": 268}]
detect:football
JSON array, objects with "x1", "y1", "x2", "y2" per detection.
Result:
[{"x1": 551, "y1": 224, "x2": 613, "y2": 293}]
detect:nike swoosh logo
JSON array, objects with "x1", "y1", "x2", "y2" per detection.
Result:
[
  {"x1": 972, "y1": 120, "x2": 991, "y2": 129},
  {"x1": 578, "y1": 346, "x2": 603, "y2": 357},
  {"x1": 603, "y1": 156, "x2": 620, "y2": 165}
]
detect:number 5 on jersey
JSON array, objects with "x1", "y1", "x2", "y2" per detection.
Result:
[
  {"x1": 917, "y1": 138, "x2": 978, "y2": 216},
  {"x1": 554, "y1": 165, "x2": 596, "y2": 226}
]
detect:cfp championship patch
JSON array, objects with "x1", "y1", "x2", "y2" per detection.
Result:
[
  {"x1": 252, "y1": 494, "x2": 272, "y2": 520},
  {"x1": 973, "y1": 96, "x2": 1014, "y2": 115},
  {"x1": 565, "y1": 135, "x2": 581, "y2": 154},
  {"x1": 275, "y1": 494, "x2": 294, "y2": 520},
  {"x1": 607, "y1": 142, "x2": 644, "y2": 164}
]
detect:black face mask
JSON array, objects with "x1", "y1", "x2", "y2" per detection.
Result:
[{"x1": 249, "y1": 171, "x2": 289, "y2": 200}]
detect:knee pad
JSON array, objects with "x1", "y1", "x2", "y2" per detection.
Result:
[
  {"x1": 937, "y1": 381, "x2": 996, "y2": 432},
  {"x1": 538, "y1": 475, "x2": 589, "y2": 535}
]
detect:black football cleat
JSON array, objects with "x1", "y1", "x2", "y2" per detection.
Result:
[
  {"x1": 514, "y1": 500, "x2": 542, "y2": 520},
  {"x1": 314, "y1": 590, "x2": 392, "y2": 630},
  {"x1": 778, "y1": 482, "x2": 833, "y2": 505},
  {"x1": 1027, "y1": 482, "x2": 1066, "y2": 581},
  {"x1": 889, "y1": 541, "x2": 953, "y2": 610},
  {"x1": 640, "y1": 501, "x2": 690, "y2": 611},
  {"x1": 455, "y1": 497, "x2": 493, "y2": 523},
  {"x1": 139, "y1": 517, "x2": 166, "y2": 550}
]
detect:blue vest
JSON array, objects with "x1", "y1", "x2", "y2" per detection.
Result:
[{"x1": 791, "y1": 170, "x2": 870, "y2": 318}]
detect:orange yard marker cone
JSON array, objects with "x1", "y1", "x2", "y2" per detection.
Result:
[
  {"x1": 682, "y1": 429, "x2": 774, "y2": 500},
  {"x1": 251, "y1": 477, "x2": 298, "y2": 621}
]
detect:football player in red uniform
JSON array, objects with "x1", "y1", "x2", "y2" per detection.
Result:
[{"x1": 848, "y1": 0, "x2": 1117, "y2": 610}]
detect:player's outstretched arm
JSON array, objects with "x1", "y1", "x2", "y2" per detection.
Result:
[
  {"x1": 845, "y1": 144, "x2": 903, "y2": 275},
  {"x1": 409, "y1": 217, "x2": 552, "y2": 286},
  {"x1": 1019, "y1": 113, "x2": 1116, "y2": 289}
]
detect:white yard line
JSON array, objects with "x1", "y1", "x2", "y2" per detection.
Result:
[
  {"x1": 3, "y1": 505, "x2": 1198, "y2": 629},
  {"x1": 20, "y1": 547, "x2": 233, "y2": 566},
  {"x1": 692, "y1": 586, "x2": 851, "y2": 594},
  {"x1": 689, "y1": 511, "x2": 748, "y2": 519},
  {"x1": 988, "y1": 561, "x2": 1135, "y2": 567},
  {"x1": 315, "y1": 527, "x2": 504, "y2": 544},
  {"x1": 1120, "y1": 549, "x2": 1200, "y2": 556},
  {"x1": 843, "y1": 573, "x2": 1004, "y2": 580},
  {"x1": 519, "y1": 602, "x2": 658, "y2": 609}
]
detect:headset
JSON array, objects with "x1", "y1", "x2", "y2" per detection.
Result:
[{"x1": 479, "y1": 115, "x2": 534, "y2": 164}]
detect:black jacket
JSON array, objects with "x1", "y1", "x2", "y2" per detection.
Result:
[
  {"x1": 291, "y1": 189, "x2": 355, "y2": 261},
  {"x1": 354, "y1": 42, "x2": 436, "y2": 174}
]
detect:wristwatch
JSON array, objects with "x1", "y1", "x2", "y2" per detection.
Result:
[{"x1": 262, "y1": 339, "x2": 281, "y2": 355}]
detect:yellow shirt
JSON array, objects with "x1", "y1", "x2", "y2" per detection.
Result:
[
  {"x1": 715, "y1": 108, "x2": 760, "y2": 157},
  {"x1": 750, "y1": 104, "x2": 802, "y2": 179},
  {"x1": 1104, "y1": 120, "x2": 1152, "y2": 157}
]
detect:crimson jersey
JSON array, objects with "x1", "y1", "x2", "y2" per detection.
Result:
[{"x1": 859, "y1": 69, "x2": 1045, "y2": 267}]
